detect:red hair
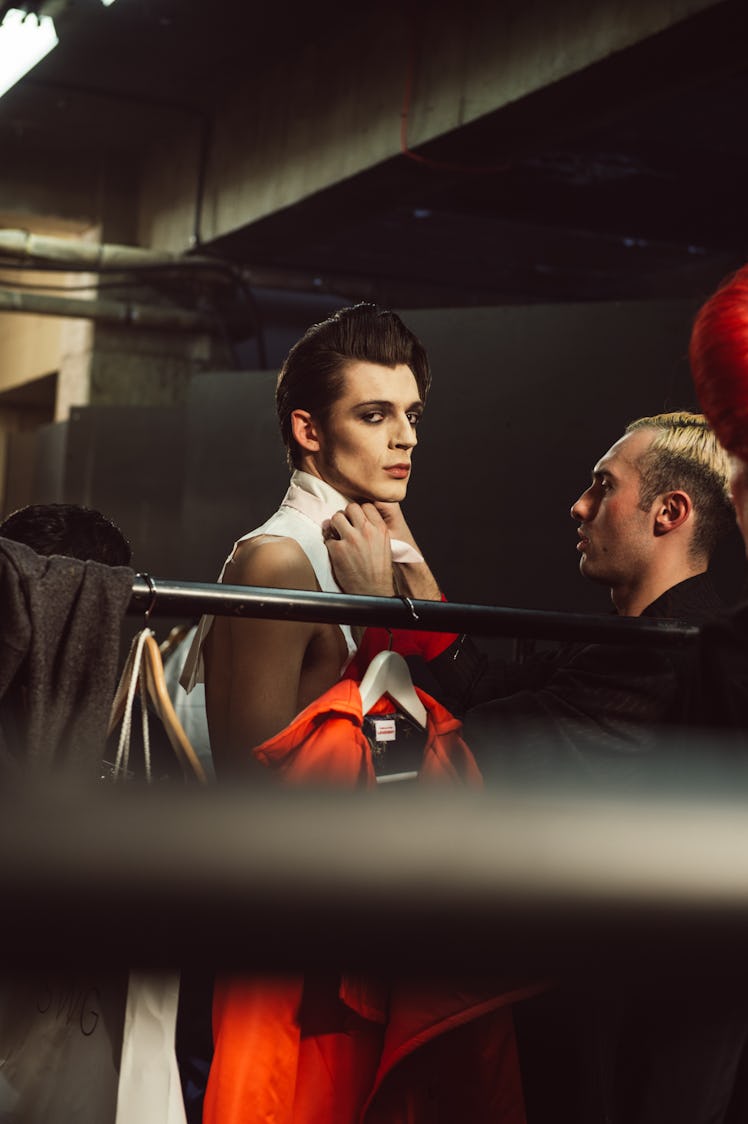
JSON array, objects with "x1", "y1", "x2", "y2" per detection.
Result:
[{"x1": 690, "y1": 264, "x2": 748, "y2": 461}]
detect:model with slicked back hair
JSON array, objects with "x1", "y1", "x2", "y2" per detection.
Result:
[
  {"x1": 625, "y1": 411, "x2": 733, "y2": 559},
  {"x1": 276, "y1": 302, "x2": 431, "y2": 469}
]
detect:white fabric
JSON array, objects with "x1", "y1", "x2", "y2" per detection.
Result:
[
  {"x1": 280, "y1": 474, "x2": 424, "y2": 566},
  {"x1": 162, "y1": 626, "x2": 214, "y2": 780},
  {"x1": 181, "y1": 470, "x2": 417, "y2": 692},
  {"x1": 114, "y1": 971, "x2": 186, "y2": 1124}
]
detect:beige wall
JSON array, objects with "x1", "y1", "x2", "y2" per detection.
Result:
[
  {"x1": 0, "y1": 215, "x2": 99, "y2": 418},
  {"x1": 0, "y1": 286, "x2": 65, "y2": 395}
]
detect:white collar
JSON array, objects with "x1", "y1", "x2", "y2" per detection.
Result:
[{"x1": 281, "y1": 470, "x2": 423, "y2": 564}]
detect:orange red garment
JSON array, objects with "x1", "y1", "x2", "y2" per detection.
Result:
[
  {"x1": 344, "y1": 593, "x2": 458, "y2": 680},
  {"x1": 204, "y1": 679, "x2": 537, "y2": 1124},
  {"x1": 252, "y1": 679, "x2": 480, "y2": 787}
]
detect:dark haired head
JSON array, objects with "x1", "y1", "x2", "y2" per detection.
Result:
[
  {"x1": 276, "y1": 302, "x2": 431, "y2": 468},
  {"x1": 0, "y1": 503, "x2": 132, "y2": 566}
]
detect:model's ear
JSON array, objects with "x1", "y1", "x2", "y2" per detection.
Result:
[
  {"x1": 290, "y1": 409, "x2": 321, "y2": 453},
  {"x1": 653, "y1": 490, "x2": 692, "y2": 536}
]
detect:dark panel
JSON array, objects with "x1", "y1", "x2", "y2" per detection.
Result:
[
  {"x1": 64, "y1": 405, "x2": 185, "y2": 578},
  {"x1": 182, "y1": 370, "x2": 288, "y2": 582},
  {"x1": 401, "y1": 300, "x2": 746, "y2": 614},
  {"x1": 3, "y1": 422, "x2": 68, "y2": 521},
  {"x1": 3, "y1": 430, "x2": 38, "y2": 516},
  {"x1": 33, "y1": 420, "x2": 68, "y2": 505}
]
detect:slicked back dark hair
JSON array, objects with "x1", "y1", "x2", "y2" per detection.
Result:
[
  {"x1": 0, "y1": 503, "x2": 132, "y2": 566},
  {"x1": 276, "y1": 302, "x2": 431, "y2": 468}
]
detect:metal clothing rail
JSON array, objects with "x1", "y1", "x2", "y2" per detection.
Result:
[{"x1": 129, "y1": 575, "x2": 700, "y2": 647}]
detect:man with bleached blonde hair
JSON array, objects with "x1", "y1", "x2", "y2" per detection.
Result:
[
  {"x1": 567, "y1": 411, "x2": 733, "y2": 618},
  {"x1": 393, "y1": 411, "x2": 737, "y2": 1124},
  {"x1": 625, "y1": 411, "x2": 734, "y2": 559},
  {"x1": 415, "y1": 409, "x2": 734, "y2": 772}
]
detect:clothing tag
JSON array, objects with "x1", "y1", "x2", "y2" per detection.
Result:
[
  {"x1": 372, "y1": 718, "x2": 396, "y2": 742},
  {"x1": 363, "y1": 712, "x2": 427, "y2": 778}
]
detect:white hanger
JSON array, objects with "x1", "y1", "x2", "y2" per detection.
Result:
[{"x1": 357, "y1": 649, "x2": 427, "y2": 729}]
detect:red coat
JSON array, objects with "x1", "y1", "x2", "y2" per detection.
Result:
[
  {"x1": 204, "y1": 681, "x2": 540, "y2": 1124},
  {"x1": 344, "y1": 595, "x2": 458, "y2": 682}
]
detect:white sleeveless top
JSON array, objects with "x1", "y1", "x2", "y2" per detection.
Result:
[{"x1": 180, "y1": 470, "x2": 358, "y2": 692}]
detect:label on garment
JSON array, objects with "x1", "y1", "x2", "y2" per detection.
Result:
[
  {"x1": 363, "y1": 712, "x2": 427, "y2": 778},
  {"x1": 372, "y1": 718, "x2": 397, "y2": 742}
]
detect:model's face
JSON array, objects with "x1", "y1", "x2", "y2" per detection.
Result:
[
  {"x1": 313, "y1": 361, "x2": 422, "y2": 502},
  {"x1": 570, "y1": 429, "x2": 657, "y2": 590}
]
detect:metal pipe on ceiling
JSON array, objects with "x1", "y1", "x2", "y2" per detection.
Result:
[
  {"x1": 0, "y1": 227, "x2": 458, "y2": 306},
  {"x1": 0, "y1": 286, "x2": 219, "y2": 332},
  {"x1": 0, "y1": 228, "x2": 226, "y2": 274}
]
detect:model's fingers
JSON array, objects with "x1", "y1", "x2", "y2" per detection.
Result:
[
  {"x1": 372, "y1": 501, "x2": 407, "y2": 533},
  {"x1": 357, "y1": 502, "x2": 388, "y2": 528},
  {"x1": 322, "y1": 514, "x2": 342, "y2": 541},
  {"x1": 329, "y1": 504, "x2": 387, "y2": 534},
  {"x1": 327, "y1": 509, "x2": 357, "y2": 538},
  {"x1": 341, "y1": 502, "x2": 375, "y2": 529}
]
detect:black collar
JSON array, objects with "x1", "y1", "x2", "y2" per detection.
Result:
[{"x1": 641, "y1": 572, "x2": 724, "y2": 624}]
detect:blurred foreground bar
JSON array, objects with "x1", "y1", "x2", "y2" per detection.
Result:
[{"x1": 2, "y1": 768, "x2": 748, "y2": 979}]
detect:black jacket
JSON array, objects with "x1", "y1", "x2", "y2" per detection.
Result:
[
  {"x1": 688, "y1": 599, "x2": 748, "y2": 734},
  {"x1": 0, "y1": 537, "x2": 134, "y2": 777},
  {"x1": 422, "y1": 573, "x2": 724, "y2": 786}
]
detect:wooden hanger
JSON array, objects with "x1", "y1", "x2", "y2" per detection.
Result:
[
  {"x1": 357, "y1": 649, "x2": 427, "y2": 729},
  {"x1": 158, "y1": 622, "x2": 194, "y2": 660},
  {"x1": 109, "y1": 628, "x2": 208, "y2": 784}
]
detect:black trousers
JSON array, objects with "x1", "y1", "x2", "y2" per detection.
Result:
[{"x1": 514, "y1": 983, "x2": 748, "y2": 1124}]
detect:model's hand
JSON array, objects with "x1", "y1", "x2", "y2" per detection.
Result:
[
  {"x1": 374, "y1": 503, "x2": 443, "y2": 601},
  {"x1": 371, "y1": 501, "x2": 419, "y2": 549},
  {"x1": 324, "y1": 503, "x2": 395, "y2": 597}
]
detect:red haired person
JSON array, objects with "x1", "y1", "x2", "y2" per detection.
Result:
[{"x1": 689, "y1": 266, "x2": 748, "y2": 734}]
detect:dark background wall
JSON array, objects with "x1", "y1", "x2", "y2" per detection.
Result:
[
  {"x1": 5, "y1": 297, "x2": 745, "y2": 642},
  {"x1": 403, "y1": 300, "x2": 746, "y2": 615}
]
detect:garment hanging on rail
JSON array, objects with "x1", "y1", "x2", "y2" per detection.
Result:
[
  {"x1": 0, "y1": 537, "x2": 134, "y2": 776},
  {"x1": 204, "y1": 676, "x2": 539, "y2": 1124},
  {"x1": 107, "y1": 627, "x2": 208, "y2": 784},
  {"x1": 251, "y1": 676, "x2": 481, "y2": 786}
]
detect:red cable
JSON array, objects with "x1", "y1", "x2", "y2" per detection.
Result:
[{"x1": 399, "y1": 19, "x2": 512, "y2": 175}]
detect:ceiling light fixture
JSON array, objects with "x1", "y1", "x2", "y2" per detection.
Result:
[
  {"x1": 0, "y1": 7, "x2": 58, "y2": 99},
  {"x1": 100, "y1": 0, "x2": 117, "y2": 5}
]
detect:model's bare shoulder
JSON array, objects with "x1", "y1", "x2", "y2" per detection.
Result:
[{"x1": 224, "y1": 534, "x2": 317, "y2": 591}]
